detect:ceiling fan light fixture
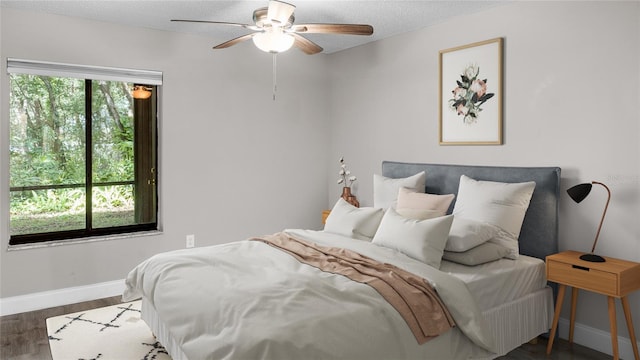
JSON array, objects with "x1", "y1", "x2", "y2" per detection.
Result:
[
  {"x1": 252, "y1": 29, "x2": 295, "y2": 53},
  {"x1": 132, "y1": 85, "x2": 152, "y2": 99}
]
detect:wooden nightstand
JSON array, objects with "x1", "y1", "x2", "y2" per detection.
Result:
[
  {"x1": 546, "y1": 250, "x2": 640, "y2": 360},
  {"x1": 322, "y1": 210, "x2": 331, "y2": 224}
]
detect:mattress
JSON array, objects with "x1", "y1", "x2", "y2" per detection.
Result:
[{"x1": 440, "y1": 255, "x2": 547, "y2": 311}]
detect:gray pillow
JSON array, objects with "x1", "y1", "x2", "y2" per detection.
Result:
[{"x1": 442, "y1": 242, "x2": 510, "y2": 266}]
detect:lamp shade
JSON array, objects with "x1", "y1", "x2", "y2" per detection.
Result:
[
  {"x1": 566, "y1": 181, "x2": 611, "y2": 263},
  {"x1": 567, "y1": 183, "x2": 592, "y2": 203}
]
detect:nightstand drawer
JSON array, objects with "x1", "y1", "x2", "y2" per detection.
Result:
[{"x1": 547, "y1": 261, "x2": 617, "y2": 295}]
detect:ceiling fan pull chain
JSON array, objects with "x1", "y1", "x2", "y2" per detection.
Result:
[{"x1": 272, "y1": 52, "x2": 277, "y2": 101}]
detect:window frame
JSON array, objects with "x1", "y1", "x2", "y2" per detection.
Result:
[{"x1": 7, "y1": 59, "x2": 162, "y2": 246}]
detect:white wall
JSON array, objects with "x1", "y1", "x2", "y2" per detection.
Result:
[
  {"x1": 0, "y1": 8, "x2": 330, "y2": 298},
  {"x1": 326, "y1": 0, "x2": 639, "y2": 356},
  {"x1": 1, "y1": 0, "x2": 639, "y2": 356}
]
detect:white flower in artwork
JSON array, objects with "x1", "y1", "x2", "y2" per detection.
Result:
[
  {"x1": 464, "y1": 108, "x2": 479, "y2": 124},
  {"x1": 465, "y1": 64, "x2": 479, "y2": 80}
]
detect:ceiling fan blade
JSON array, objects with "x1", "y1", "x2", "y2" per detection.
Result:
[
  {"x1": 171, "y1": 19, "x2": 260, "y2": 31},
  {"x1": 291, "y1": 34, "x2": 323, "y2": 55},
  {"x1": 292, "y1": 24, "x2": 374, "y2": 36},
  {"x1": 267, "y1": 0, "x2": 296, "y2": 25},
  {"x1": 213, "y1": 33, "x2": 255, "y2": 49}
]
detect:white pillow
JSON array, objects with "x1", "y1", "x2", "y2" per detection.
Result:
[
  {"x1": 373, "y1": 171, "x2": 426, "y2": 209},
  {"x1": 396, "y1": 187, "x2": 455, "y2": 220},
  {"x1": 394, "y1": 208, "x2": 441, "y2": 221},
  {"x1": 445, "y1": 217, "x2": 499, "y2": 252},
  {"x1": 324, "y1": 198, "x2": 384, "y2": 241},
  {"x1": 452, "y1": 175, "x2": 536, "y2": 259},
  {"x1": 372, "y1": 208, "x2": 453, "y2": 269}
]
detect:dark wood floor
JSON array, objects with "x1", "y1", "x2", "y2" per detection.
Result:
[
  {"x1": 1, "y1": 296, "x2": 611, "y2": 360},
  {"x1": 1, "y1": 296, "x2": 122, "y2": 360}
]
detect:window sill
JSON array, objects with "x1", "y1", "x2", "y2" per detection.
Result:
[{"x1": 7, "y1": 230, "x2": 163, "y2": 252}]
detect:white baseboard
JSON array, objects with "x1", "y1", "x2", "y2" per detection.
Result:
[
  {"x1": 558, "y1": 317, "x2": 639, "y2": 359},
  {"x1": 0, "y1": 279, "x2": 124, "y2": 316}
]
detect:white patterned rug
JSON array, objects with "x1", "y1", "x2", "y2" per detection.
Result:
[{"x1": 46, "y1": 300, "x2": 171, "y2": 360}]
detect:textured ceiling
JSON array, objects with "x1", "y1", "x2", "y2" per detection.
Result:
[{"x1": 1, "y1": 0, "x2": 506, "y2": 54}]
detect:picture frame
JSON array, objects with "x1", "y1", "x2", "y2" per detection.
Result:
[{"x1": 439, "y1": 37, "x2": 503, "y2": 145}]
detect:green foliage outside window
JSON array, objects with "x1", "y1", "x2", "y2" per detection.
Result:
[{"x1": 9, "y1": 74, "x2": 140, "y2": 236}]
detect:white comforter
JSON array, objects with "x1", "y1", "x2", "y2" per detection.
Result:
[{"x1": 123, "y1": 229, "x2": 496, "y2": 360}]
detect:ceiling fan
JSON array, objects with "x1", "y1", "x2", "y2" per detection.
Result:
[{"x1": 171, "y1": 0, "x2": 374, "y2": 55}]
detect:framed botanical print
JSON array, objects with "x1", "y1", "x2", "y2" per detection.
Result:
[{"x1": 439, "y1": 38, "x2": 503, "y2": 145}]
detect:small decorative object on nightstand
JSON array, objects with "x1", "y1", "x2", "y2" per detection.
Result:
[
  {"x1": 341, "y1": 187, "x2": 359, "y2": 208},
  {"x1": 337, "y1": 157, "x2": 359, "y2": 207},
  {"x1": 546, "y1": 250, "x2": 640, "y2": 360},
  {"x1": 566, "y1": 181, "x2": 611, "y2": 262}
]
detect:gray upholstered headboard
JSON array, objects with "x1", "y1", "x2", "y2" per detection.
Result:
[{"x1": 382, "y1": 161, "x2": 561, "y2": 261}]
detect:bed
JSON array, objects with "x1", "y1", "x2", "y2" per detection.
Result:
[{"x1": 123, "y1": 161, "x2": 561, "y2": 360}]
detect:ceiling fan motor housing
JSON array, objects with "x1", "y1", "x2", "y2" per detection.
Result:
[{"x1": 253, "y1": 7, "x2": 295, "y2": 28}]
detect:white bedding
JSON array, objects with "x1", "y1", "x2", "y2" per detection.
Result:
[
  {"x1": 440, "y1": 255, "x2": 547, "y2": 311},
  {"x1": 140, "y1": 283, "x2": 553, "y2": 360},
  {"x1": 123, "y1": 229, "x2": 498, "y2": 360}
]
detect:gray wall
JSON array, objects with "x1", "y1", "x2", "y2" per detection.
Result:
[
  {"x1": 1, "y1": 0, "x2": 639, "y2": 355},
  {"x1": 1, "y1": 8, "x2": 330, "y2": 297},
  {"x1": 325, "y1": 0, "x2": 640, "y2": 349}
]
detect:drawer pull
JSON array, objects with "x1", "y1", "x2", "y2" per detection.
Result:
[{"x1": 572, "y1": 265, "x2": 590, "y2": 271}]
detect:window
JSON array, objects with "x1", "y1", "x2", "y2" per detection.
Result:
[{"x1": 7, "y1": 59, "x2": 161, "y2": 245}]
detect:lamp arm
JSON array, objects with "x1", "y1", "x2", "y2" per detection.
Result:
[{"x1": 590, "y1": 181, "x2": 611, "y2": 254}]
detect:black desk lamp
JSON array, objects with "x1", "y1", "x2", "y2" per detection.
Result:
[{"x1": 566, "y1": 181, "x2": 610, "y2": 262}]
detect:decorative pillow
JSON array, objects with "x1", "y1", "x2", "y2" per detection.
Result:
[
  {"x1": 394, "y1": 208, "x2": 440, "y2": 221},
  {"x1": 452, "y1": 175, "x2": 536, "y2": 259},
  {"x1": 324, "y1": 198, "x2": 384, "y2": 241},
  {"x1": 396, "y1": 187, "x2": 455, "y2": 220},
  {"x1": 442, "y1": 242, "x2": 511, "y2": 266},
  {"x1": 371, "y1": 208, "x2": 453, "y2": 269},
  {"x1": 373, "y1": 171, "x2": 426, "y2": 209},
  {"x1": 445, "y1": 217, "x2": 499, "y2": 252}
]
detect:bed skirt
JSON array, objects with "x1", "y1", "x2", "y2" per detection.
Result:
[
  {"x1": 485, "y1": 286, "x2": 553, "y2": 358},
  {"x1": 142, "y1": 299, "x2": 189, "y2": 360},
  {"x1": 141, "y1": 286, "x2": 553, "y2": 360}
]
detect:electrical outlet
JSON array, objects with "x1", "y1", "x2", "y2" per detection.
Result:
[{"x1": 186, "y1": 234, "x2": 195, "y2": 248}]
